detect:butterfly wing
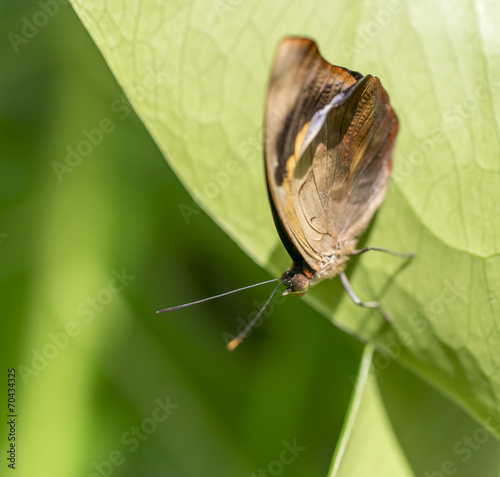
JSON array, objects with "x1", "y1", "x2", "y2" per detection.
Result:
[{"x1": 265, "y1": 37, "x2": 398, "y2": 273}]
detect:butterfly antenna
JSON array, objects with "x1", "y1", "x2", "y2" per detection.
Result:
[
  {"x1": 156, "y1": 278, "x2": 282, "y2": 314},
  {"x1": 226, "y1": 278, "x2": 287, "y2": 352}
]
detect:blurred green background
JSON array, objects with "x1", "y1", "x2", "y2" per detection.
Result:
[{"x1": 0, "y1": 2, "x2": 365, "y2": 476}]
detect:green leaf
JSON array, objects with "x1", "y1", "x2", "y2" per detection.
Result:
[
  {"x1": 330, "y1": 345, "x2": 500, "y2": 476},
  {"x1": 69, "y1": 0, "x2": 500, "y2": 443}
]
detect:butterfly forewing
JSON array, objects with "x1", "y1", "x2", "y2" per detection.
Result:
[{"x1": 265, "y1": 37, "x2": 398, "y2": 278}]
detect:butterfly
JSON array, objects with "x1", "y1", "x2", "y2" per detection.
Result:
[{"x1": 158, "y1": 36, "x2": 413, "y2": 350}]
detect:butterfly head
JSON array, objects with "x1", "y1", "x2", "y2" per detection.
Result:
[{"x1": 281, "y1": 263, "x2": 315, "y2": 297}]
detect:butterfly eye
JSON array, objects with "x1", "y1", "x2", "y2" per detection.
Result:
[{"x1": 291, "y1": 274, "x2": 309, "y2": 294}]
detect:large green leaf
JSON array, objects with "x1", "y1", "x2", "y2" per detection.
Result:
[{"x1": 69, "y1": 0, "x2": 500, "y2": 440}]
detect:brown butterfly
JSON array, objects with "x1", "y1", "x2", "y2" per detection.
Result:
[{"x1": 158, "y1": 36, "x2": 413, "y2": 350}]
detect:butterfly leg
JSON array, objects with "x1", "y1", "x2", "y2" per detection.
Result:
[
  {"x1": 339, "y1": 271, "x2": 393, "y2": 323},
  {"x1": 351, "y1": 247, "x2": 415, "y2": 259}
]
